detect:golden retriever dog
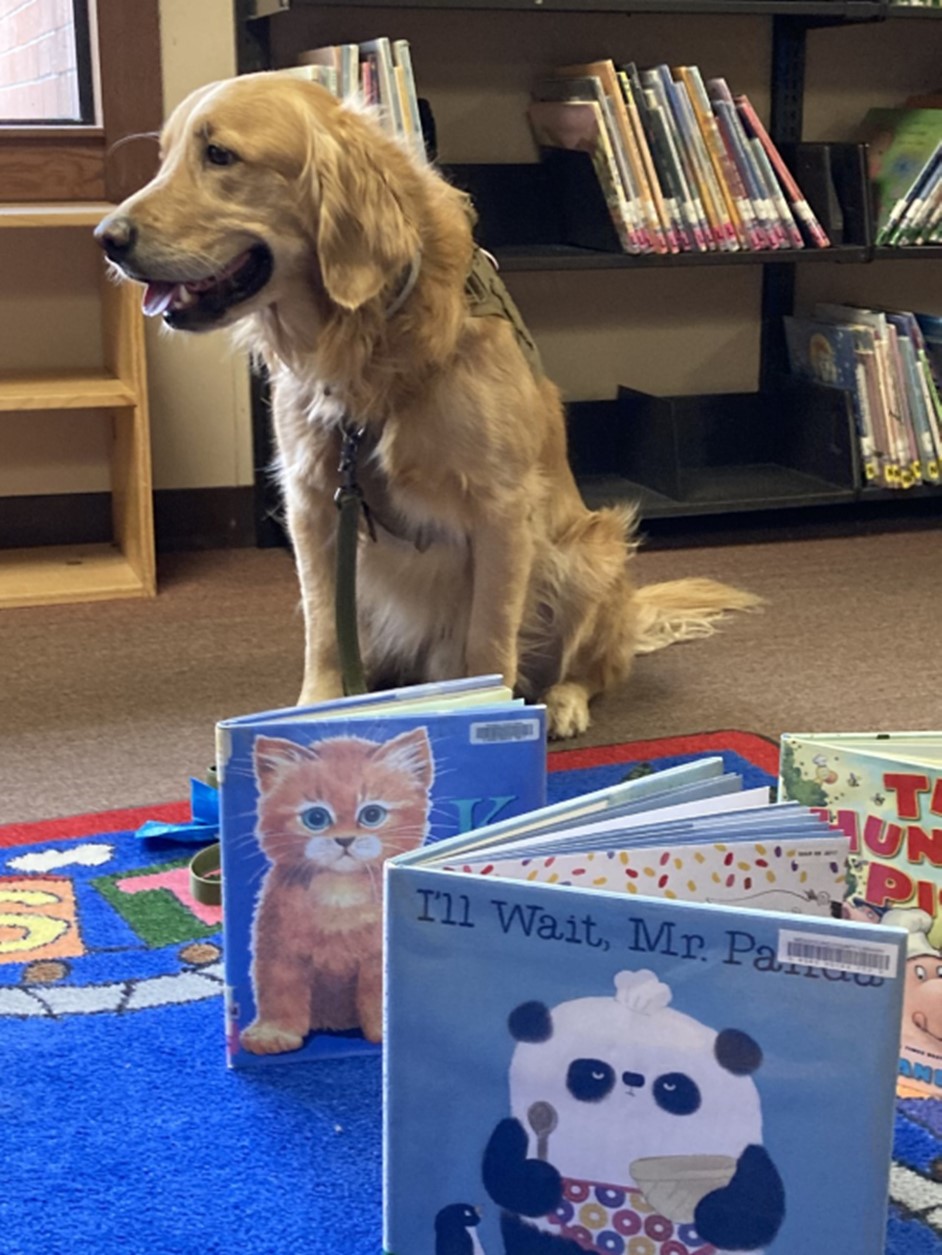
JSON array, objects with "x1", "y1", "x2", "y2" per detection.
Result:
[{"x1": 96, "y1": 72, "x2": 759, "y2": 738}]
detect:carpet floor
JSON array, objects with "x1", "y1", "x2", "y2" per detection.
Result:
[
  {"x1": 1, "y1": 527, "x2": 940, "y2": 824},
  {"x1": 3, "y1": 736, "x2": 937, "y2": 1255}
]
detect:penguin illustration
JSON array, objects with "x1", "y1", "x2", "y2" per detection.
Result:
[{"x1": 434, "y1": 1203, "x2": 485, "y2": 1255}]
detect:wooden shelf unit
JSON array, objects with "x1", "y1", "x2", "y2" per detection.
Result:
[{"x1": 0, "y1": 202, "x2": 155, "y2": 608}]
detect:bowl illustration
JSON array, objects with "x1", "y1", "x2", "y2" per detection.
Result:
[{"x1": 629, "y1": 1153, "x2": 737, "y2": 1222}]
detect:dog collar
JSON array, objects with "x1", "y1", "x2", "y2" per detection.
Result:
[{"x1": 384, "y1": 253, "x2": 422, "y2": 318}]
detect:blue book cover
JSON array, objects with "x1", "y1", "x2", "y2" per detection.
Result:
[
  {"x1": 217, "y1": 691, "x2": 546, "y2": 1066},
  {"x1": 384, "y1": 794, "x2": 905, "y2": 1255}
]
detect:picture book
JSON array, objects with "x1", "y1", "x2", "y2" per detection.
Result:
[
  {"x1": 858, "y1": 107, "x2": 942, "y2": 243},
  {"x1": 216, "y1": 675, "x2": 547, "y2": 1067},
  {"x1": 780, "y1": 732, "x2": 942, "y2": 1100},
  {"x1": 384, "y1": 758, "x2": 905, "y2": 1255}
]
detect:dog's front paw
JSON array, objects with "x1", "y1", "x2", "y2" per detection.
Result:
[
  {"x1": 545, "y1": 682, "x2": 591, "y2": 740},
  {"x1": 240, "y1": 1021, "x2": 305, "y2": 1055},
  {"x1": 298, "y1": 672, "x2": 344, "y2": 707}
]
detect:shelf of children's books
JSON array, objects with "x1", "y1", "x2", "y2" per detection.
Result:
[
  {"x1": 280, "y1": 0, "x2": 883, "y2": 17},
  {"x1": 872, "y1": 246, "x2": 942, "y2": 261},
  {"x1": 494, "y1": 244, "x2": 868, "y2": 269}
]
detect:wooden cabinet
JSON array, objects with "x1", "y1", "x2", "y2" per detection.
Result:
[{"x1": 0, "y1": 203, "x2": 155, "y2": 608}]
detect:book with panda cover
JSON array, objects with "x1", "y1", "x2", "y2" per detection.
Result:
[
  {"x1": 383, "y1": 759, "x2": 905, "y2": 1255},
  {"x1": 215, "y1": 675, "x2": 546, "y2": 1067}
]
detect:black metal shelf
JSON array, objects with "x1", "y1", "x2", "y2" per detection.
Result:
[
  {"x1": 276, "y1": 0, "x2": 883, "y2": 15},
  {"x1": 873, "y1": 245, "x2": 942, "y2": 261},
  {"x1": 495, "y1": 243, "x2": 869, "y2": 270},
  {"x1": 579, "y1": 471, "x2": 857, "y2": 517}
]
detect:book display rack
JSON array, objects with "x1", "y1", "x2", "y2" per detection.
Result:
[{"x1": 237, "y1": 0, "x2": 942, "y2": 532}]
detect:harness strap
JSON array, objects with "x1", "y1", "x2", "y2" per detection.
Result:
[{"x1": 465, "y1": 246, "x2": 544, "y2": 379}]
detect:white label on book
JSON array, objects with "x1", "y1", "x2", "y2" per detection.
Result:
[
  {"x1": 777, "y1": 929, "x2": 899, "y2": 979},
  {"x1": 470, "y1": 719, "x2": 542, "y2": 745}
]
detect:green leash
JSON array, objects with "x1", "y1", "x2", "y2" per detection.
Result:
[{"x1": 334, "y1": 424, "x2": 375, "y2": 698}]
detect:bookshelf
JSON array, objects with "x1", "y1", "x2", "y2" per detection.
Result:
[
  {"x1": 0, "y1": 204, "x2": 156, "y2": 607},
  {"x1": 236, "y1": 0, "x2": 942, "y2": 534}
]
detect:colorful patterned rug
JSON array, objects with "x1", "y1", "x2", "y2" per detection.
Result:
[{"x1": 1, "y1": 732, "x2": 938, "y2": 1255}]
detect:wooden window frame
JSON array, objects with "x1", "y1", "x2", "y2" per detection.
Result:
[{"x1": 0, "y1": 0, "x2": 162, "y2": 204}]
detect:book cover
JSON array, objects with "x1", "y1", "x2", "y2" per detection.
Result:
[
  {"x1": 780, "y1": 732, "x2": 942, "y2": 1098},
  {"x1": 385, "y1": 766, "x2": 905, "y2": 1255},
  {"x1": 528, "y1": 98, "x2": 641, "y2": 253},
  {"x1": 858, "y1": 108, "x2": 942, "y2": 241},
  {"x1": 784, "y1": 315, "x2": 878, "y2": 481},
  {"x1": 217, "y1": 681, "x2": 547, "y2": 1067},
  {"x1": 557, "y1": 60, "x2": 673, "y2": 253}
]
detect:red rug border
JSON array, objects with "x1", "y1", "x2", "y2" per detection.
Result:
[{"x1": 0, "y1": 730, "x2": 778, "y2": 849}]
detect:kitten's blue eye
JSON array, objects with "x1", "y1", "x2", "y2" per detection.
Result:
[
  {"x1": 301, "y1": 806, "x2": 332, "y2": 832},
  {"x1": 358, "y1": 803, "x2": 388, "y2": 828}
]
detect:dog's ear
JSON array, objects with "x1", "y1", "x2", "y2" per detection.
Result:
[{"x1": 310, "y1": 115, "x2": 419, "y2": 312}]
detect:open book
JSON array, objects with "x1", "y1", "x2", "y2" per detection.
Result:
[{"x1": 384, "y1": 757, "x2": 904, "y2": 1255}]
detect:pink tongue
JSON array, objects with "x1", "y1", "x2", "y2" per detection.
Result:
[{"x1": 142, "y1": 281, "x2": 179, "y2": 317}]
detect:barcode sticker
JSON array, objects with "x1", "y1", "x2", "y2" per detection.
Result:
[
  {"x1": 470, "y1": 719, "x2": 542, "y2": 745},
  {"x1": 777, "y1": 929, "x2": 899, "y2": 978}
]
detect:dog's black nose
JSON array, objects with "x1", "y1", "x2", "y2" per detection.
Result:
[{"x1": 94, "y1": 215, "x2": 137, "y2": 260}]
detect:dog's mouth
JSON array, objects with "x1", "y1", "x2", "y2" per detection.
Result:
[{"x1": 139, "y1": 244, "x2": 273, "y2": 329}]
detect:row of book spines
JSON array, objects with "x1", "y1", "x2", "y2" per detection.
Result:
[
  {"x1": 788, "y1": 309, "x2": 942, "y2": 489},
  {"x1": 876, "y1": 140, "x2": 942, "y2": 246},
  {"x1": 539, "y1": 62, "x2": 829, "y2": 257},
  {"x1": 290, "y1": 38, "x2": 425, "y2": 162}
]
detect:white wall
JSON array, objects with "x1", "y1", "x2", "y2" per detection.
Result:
[{"x1": 149, "y1": 0, "x2": 253, "y2": 491}]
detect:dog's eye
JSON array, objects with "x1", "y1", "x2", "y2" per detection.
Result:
[{"x1": 205, "y1": 142, "x2": 238, "y2": 167}]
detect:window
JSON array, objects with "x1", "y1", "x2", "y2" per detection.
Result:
[
  {"x1": 0, "y1": 0, "x2": 95, "y2": 125},
  {"x1": 0, "y1": 0, "x2": 160, "y2": 203}
]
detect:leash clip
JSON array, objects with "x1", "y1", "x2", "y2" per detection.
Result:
[{"x1": 335, "y1": 424, "x2": 377, "y2": 542}]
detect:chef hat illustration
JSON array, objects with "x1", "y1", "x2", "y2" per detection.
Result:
[
  {"x1": 613, "y1": 969, "x2": 672, "y2": 1013},
  {"x1": 883, "y1": 908, "x2": 940, "y2": 960}
]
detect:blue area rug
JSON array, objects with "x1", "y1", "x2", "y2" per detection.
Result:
[{"x1": 1, "y1": 732, "x2": 938, "y2": 1255}]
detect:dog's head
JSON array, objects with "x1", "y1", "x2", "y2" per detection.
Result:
[{"x1": 95, "y1": 72, "x2": 422, "y2": 331}]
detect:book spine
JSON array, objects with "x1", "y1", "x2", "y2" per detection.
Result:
[
  {"x1": 878, "y1": 138, "x2": 942, "y2": 245},
  {"x1": 643, "y1": 66, "x2": 711, "y2": 251},
  {"x1": 735, "y1": 93, "x2": 830, "y2": 248},
  {"x1": 887, "y1": 144, "x2": 942, "y2": 246},
  {"x1": 668, "y1": 74, "x2": 737, "y2": 250},
  {"x1": 393, "y1": 40, "x2": 427, "y2": 162},
  {"x1": 615, "y1": 72, "x2": 671, "y2": 251},
  {"x1": 852, "y1": 358, "x2": 880, "y2": 483},
  {"x1": 710, "y1": 90, "x2": 784, "y2": 248},
  {"x1": 913, "y1": 166, "x2": 942, "y2": 244},
  {"x1": 749, "y1": 137, "x2": 805, "y2": 250},
  {"x1": 642, "y1": 90, "x2": 694, "y2": 250},
  {"x1": 619, "y1": 64, "x2": 675, "y2": 254},
  {"x1": 595, "y1": 91, "x2": 653, "y2": 253},
  {"x1": 679, "y1": 65, "x2": 758, "y2": 250},
  {"x1": 711, "y1": 103, "x2": 772, "y2": 249}
]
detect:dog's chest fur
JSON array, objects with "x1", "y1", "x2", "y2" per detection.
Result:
[{"x1": 285, "y1": 378, "x2": 467, "y2": 550}]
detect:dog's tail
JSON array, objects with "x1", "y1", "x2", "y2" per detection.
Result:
[{"x1": 633, "y1": 578, "x2": 763, "y2": 655}]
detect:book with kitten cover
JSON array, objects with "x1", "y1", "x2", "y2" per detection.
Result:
[
  {"x1": 780, "y1": 731, "x2": 942, "y2": 1100},
  {"x1": 384, "y1": 759, "x2": 905, "y2": 1255},
  {"x1": 216, "y1": 676, "x2": 546, "y2": 1066}
]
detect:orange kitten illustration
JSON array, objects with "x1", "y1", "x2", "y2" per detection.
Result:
[{"x1": 240, "y1": 727, "x2": 434, "y2": 1055}]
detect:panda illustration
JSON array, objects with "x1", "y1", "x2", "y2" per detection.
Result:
[{"x1": 480, "y1": 969, "x2": 785, "y2": 1255}]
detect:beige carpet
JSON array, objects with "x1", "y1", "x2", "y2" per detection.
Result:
[{"x1": 1, "y1": 528, "x2": 940, "y2": 824}]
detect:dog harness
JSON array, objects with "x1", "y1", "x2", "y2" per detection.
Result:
[{"x1": 334, "y1": 245, "x2": 543, "y2": 696}]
